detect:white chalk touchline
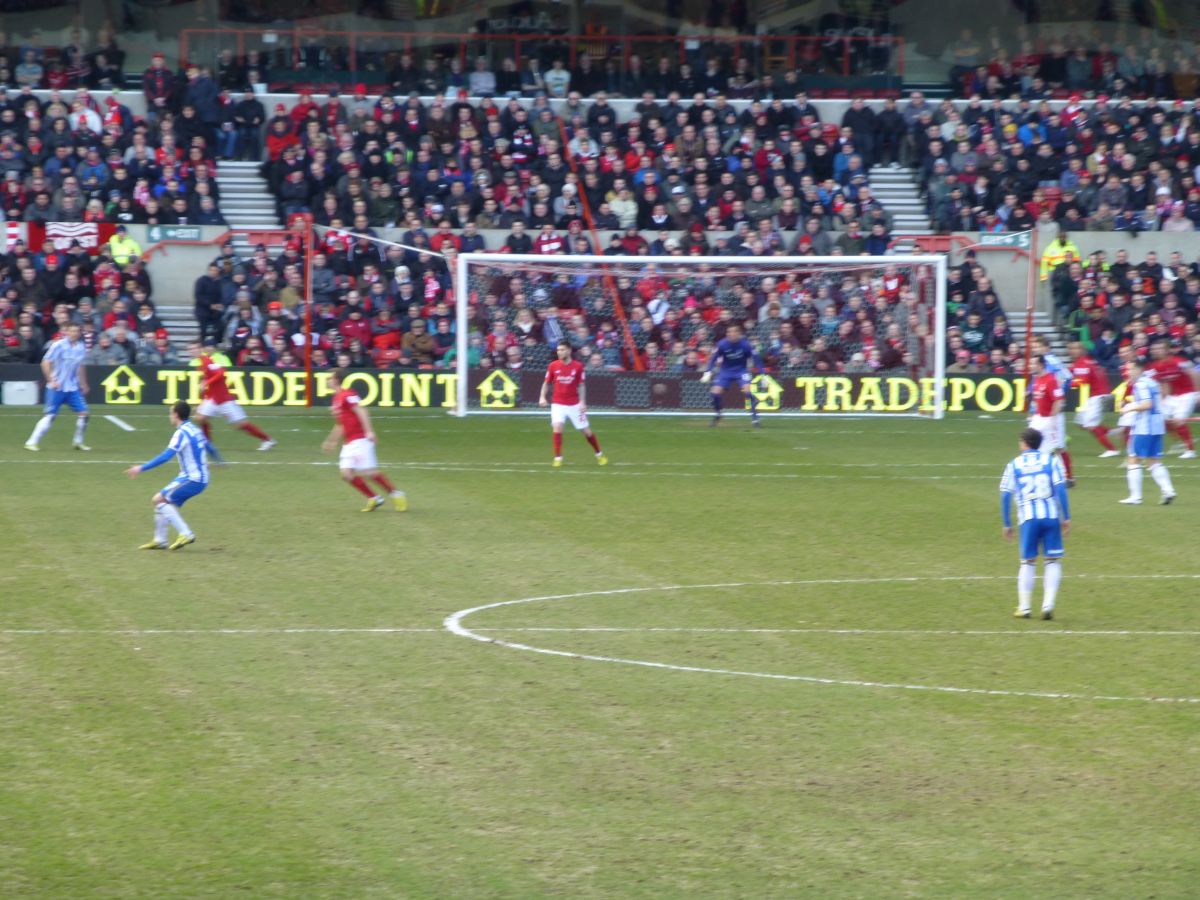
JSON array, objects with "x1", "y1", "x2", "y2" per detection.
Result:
[
  {"x1": 474, "y1": 626, "x2": 1200, "y2": 636},
  {"x1": 0, "y1": 458, "x2": 1193, "y2": 481},
  {"x1": 103, "y1": 415, "x2": 136, "y2": 432},
  {"x1": 443, "y1": 576, "x2": 1200, "y2": 704}
]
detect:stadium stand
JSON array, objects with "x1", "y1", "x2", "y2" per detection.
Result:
[{"x1": 5, "y1": 23, "x2": 1200, "y2": 376}]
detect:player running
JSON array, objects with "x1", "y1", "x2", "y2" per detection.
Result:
[
  {"x1": 322, "y1": 368, "x2": 407, "y2": 512},
  {"x1": 1028, "y1": 355, "x2": 1074, "y2": 487},
  {"x1": 1147, "y1": 339, "x2": 1199, "y2": 459},
  {"x1": 124, "y1": 401, "x2": 209, "y2": 550},
  {"x1": 1067, "y1": 341, "x2": 1119, "y2": 457},
  {"x1": 1000, "y1": 427, "x2": 1070, "y2": 620},
  {"x1": 24, "y1": 321, "x2": 91, "y2": 452},
  {"x1": 188, "y1": 340, "x2": 276, "y2": 452},
  {"x1": 1120, "y1": 358, "x2": 1177, "y2": 505},
  {"x1": 701, "y1": 323, "x2": 763, "y2": 427},
  {"x1": 1031, "y1": 336, "x2": 1074, "y2": 480},
  {"x1": 539, "y1": 340, "x2": 607, "y2": 467}
]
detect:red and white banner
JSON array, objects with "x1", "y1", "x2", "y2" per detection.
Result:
[
  {"x1": 4, "y1": 221, "x2": 23, "y2": 250},
  {"x1": 25, "y1": 222, "x2": 117, "y2": 254}
]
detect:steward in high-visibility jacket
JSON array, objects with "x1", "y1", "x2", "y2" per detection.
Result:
[
  {"x1": 1039, "y1": 234, "x2": 1081, "y2": 281},
  {"x1": 107, "y1": 226, "x2": 143, "y2": 266}
]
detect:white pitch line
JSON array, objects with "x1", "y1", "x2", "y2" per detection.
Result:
[
  {"x1": 0, "y1": 458, "x2": 1193, "y2": 481},
  {"x1": 103, "y1": 414, "x2": 136, "y2": 432},
  {"x1": 0, "y1": 626, "x2": 444, "y2": 636},
  {"x1": 443, "y1": 576, "x2": 1200, "y2": 705},
  {"x1": 473, "y1": 626, "x2": 1200, "y2": 636}
]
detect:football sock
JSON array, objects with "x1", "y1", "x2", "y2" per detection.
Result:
[
  {"x1": 1126, "y1": 464, "x2": 1144, "y2": 501},
  {"x1": 237, "y1": 421, "x2": 270, "y2": 441},
  {"x1": 348, "y1": 476, "x2": 376, "y2": 499},
  {"x1": 586, "y1": 433, "x2": 601, "y2": 454},
  {"x1": 1177, "y1": 425, "x2": 1195, "y2": 451},
  {"x1": 552, "y1": 433, "x2": 563, "y2": 457},
  {"x1": 711, "y1": 393, "x2": 722, "y2": 414},
  {"x1": 29, "y1": 414, "x2": 54, "y2": 444},
  {"x1": 1149, "y1": 462, "x2": 1175, "y2": 496},
  {"x1": 153, "y1": 504, "x2": 168, "y2": 544},
  {"x1": 1060, "y1": 451, "x2": 1073, "y2": 478},
  {"x1": 73, "y1": 415, "x2": 89, "y2": 443},
  {"x1": 372, "y1": 473, "x2": 396, "y2": 493},
  {"x1": 747, "y1": 392, "x2": 759, "y2": 417},
  {"x1": 1042, "y1": 559, "x2": 1062, "y2": 613},
  {"x1": 1017, "y1": 562, "x2": 1035, "y2": 613},
  {"x1": 160, "y1": 502, "x2": 192, "y2": 537},
  {"x1": 1091, "y1": 427, "x2": 1115, "y2": 451}
]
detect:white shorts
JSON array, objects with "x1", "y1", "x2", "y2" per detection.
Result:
[
  {"x1": 1029, "y1": 414, "x2": 1064, "y2": 451},
  {"x1": 1164, "y1": 392, "x2": 1198, "y2": 421},
  {"x1": 550, "y1": 402, "x2": 589, "y2": 430},
  {"x1": 197, "y1": 398, "x2": 247, "y2": 424},
  {"x1": 339, "y1": 437, "x2": 378, "y2": 472},
  {"x1": 1073, "y1": 394, "x2": 1110, "y2": 429}
]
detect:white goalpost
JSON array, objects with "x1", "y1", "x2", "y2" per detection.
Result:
[{"x1": 454, "y1": 252, "x2": 949, "y2": 419}]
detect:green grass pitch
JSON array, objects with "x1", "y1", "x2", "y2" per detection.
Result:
[{"x1": 1, "y1": 405, "x2": 1198, "y2": 897}]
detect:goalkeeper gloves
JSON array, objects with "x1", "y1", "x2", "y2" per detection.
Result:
[{"x1": 700, "y1": 371, "x2": 712, "y2": 384}]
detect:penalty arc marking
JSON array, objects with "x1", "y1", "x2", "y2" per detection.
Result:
[{"x1": 443, "y1": 576, "x2": 1200, "y2": 705}]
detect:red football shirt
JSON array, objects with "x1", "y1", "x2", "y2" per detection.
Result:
[
  {"x1": 545, "y1": 359, "x2": 585, "y2": 405},
  {"x1": 332, "y1": 387, "x2": 367, "y2": 441},
  {"x1": 1070, "y1": 355, "x2": 1111, "y2": 395},
  {"x1": 1032, "y1": 372, "x2": 1064, "y2": 417},
  {"x1": 1147, "y1": 356, "x2": 1196, "y2": 397},
  {"x1": 199, "y1": 354, "x2": 233, "y2": 403}
]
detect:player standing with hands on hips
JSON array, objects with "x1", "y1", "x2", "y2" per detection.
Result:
[
  {"x1": 1000, "y1": 427, "x2": 1070, "y2": 620},
  {"x1": 701, "y1": 323, "x2": 763, "y2": 427},
  {"x1": 25, "y1": 321, "x2": 90, "y2": 452},
  {"x1": 322, "y1": 368, "x2": 407, "y2": 512},
  {"x1": 540, "y1": 340, "x2": 607, "y2": 468}
]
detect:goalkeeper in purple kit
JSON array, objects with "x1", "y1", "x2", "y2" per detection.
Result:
[{"x1": 701, "y1": 323, "x2": 763, "y2": 427}]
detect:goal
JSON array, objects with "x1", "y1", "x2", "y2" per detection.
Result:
[{"x1": 453, "y1": 253, "x2": 949, "y2": 418}]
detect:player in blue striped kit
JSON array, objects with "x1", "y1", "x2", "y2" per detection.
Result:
[
  {"x1": 24, "y1": 321, "x2": 91, "y2": 452},
  {"x1": 700, "y1": 323, "x2": 763, "y2": 427},
  {"x1": 124, "y1": 401, "x2": 210, "y2": 550},
  {"x1": 1120, "y1": 358, "x2": 1176, "y2": 506},
  {"x1": 1000, "y1": 427, "x2": 1071, "y2": 620}
]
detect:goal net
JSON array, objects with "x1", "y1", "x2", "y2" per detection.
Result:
[{"x1": 454, "y1": 253, "x2": 949, "y2": 418}]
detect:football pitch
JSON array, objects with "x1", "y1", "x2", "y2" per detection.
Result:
[{"x1": 2, "y1": 406, "x2": 1198, "y2": 898}]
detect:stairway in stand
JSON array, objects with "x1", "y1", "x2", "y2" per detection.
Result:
[
  {"x1": 219, "y1": 160, "x2": 281, "y2": 247},
  {"x1": 869, "y1": 164, "x2": 933, "y2": 254},
  {"x1": 1010, "y1": 310, "x2": 1070, "y2": 357},
  {"x1": 155, "y1": 160, "x2": 281, "y2": 349}
]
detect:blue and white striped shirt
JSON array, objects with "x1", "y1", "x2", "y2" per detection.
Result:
[
  {"x1": 167, "y1": 421, "x2": 210, "y2": 483},
  {"x1": 1042, "y1": 351, "x2": 1072, "y2": 390},
  {"x1": 1000, "y1": 451, "x2": 1068, "y2": 525},
  {"x1": 1130, "y1": 374, "x2": 1166, "y2": 437},
  {"x1": 43, "y1": 337, "x2": 88, "y2": 392}
]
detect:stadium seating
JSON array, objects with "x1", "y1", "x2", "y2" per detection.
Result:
[{"x1": 4, "y1": 34, "x2": 1200, "y2": 375}]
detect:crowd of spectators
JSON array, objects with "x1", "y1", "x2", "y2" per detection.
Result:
[
  {"x1": 903, "y1": 89, "x2": 1200, "y2": 236},
  {"x1": 946, "y1": 24, "x2": 1200, "y2": 101},
  {"x1": 1043, "y1": 244, "x2": 1200, "y2": 378},
  {"x1": 0, "y1": 27, "x2": 125, "y2": 92},
  {"x1": 0, "y1": 227, "x2": 180, "y2": 365}
]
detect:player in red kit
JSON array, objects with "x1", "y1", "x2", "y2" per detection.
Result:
[
  {"x1": 1067, "y1": 341, "x2": 1119, "y2": 456},
  {"x1": 1147, "y1": 339, "x2": 1199, "y2": 459},
  {"x1": 1028, "y1": 355, "x2": 1073, "y2": 485},
  {"x1": 538, "y1": 341, "x2": 607, "y2": 467},
  {"x1": 321, "y1": 368, "x2": 407, "y2": 512},
  {"x1": 188, "y1": 340, "x2": 276, "y2": 451}
]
